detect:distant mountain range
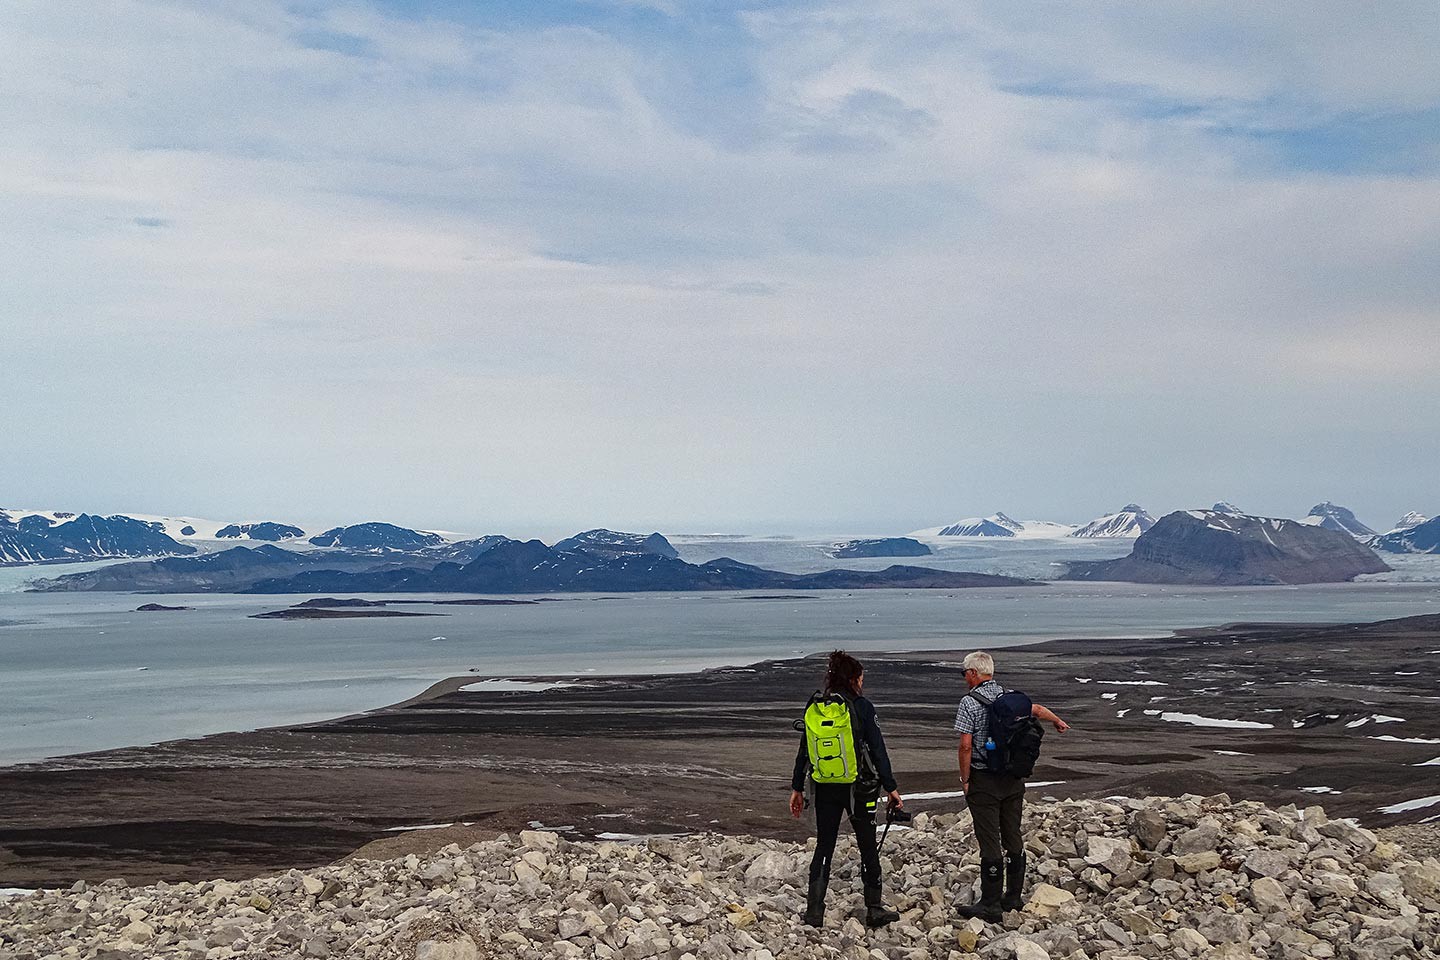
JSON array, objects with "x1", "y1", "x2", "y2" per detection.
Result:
[
  {"x1": 911, "y1": 513, "x2": 1077, "y2": 539},
  {"x1": 0, "y1": 511, "x2": 196, "y2": 564},
  {"x1": 1063, "y1": 510, "x2": 1391, "y2": 585},
  {"x1": 32, "y1": 534, "x2": 1034, "y2": 595}
]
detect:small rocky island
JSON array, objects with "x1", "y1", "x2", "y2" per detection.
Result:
[
  {"x1": 135, "y1": 603, "x2": 190, "y2": 612},
  {"x1": 1063, "y1": 509, "x2": 1391, "y2": 585},
  {"x1": 829, "y1": 537, "x2": 932, "y2": 558}
]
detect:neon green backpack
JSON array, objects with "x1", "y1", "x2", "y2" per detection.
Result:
[{"x1": 803, "y1": 692, "x2": 859, "y2": 784}]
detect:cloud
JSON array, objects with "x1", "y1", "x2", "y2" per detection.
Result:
[{"x1": 1, "y1": 0, "x2": 1437, "y2": 528}]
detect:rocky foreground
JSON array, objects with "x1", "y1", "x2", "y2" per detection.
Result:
[{"x1": 4, "y1": 795, "x2": 1438, "y2": 960}]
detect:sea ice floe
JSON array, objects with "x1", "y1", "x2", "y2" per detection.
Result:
[
  {"x1": 1378, "y1": 794, "x2": 1440, "y2": 815},
  {"x1": 1151, "y1": 712, "x2": 1274, "y2": 730}
]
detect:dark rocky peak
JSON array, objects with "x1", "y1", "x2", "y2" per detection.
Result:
[
  {"x1": 216, "y1": 522, "x2": 305, "y2": 541},
  {"x1": 18, "y1": 514, "x2": 55, "y2": 534},
  {"x1": 308, "y1": 522, "x2": 446, "y2": 551},
  {"x1": 423, "y1": 535, "x2": 513, "y2": 564},
  {"x1": 830, "y1": 537, "x2": 932, "y2": 558},
  {"x1": 1211, "y1": 501, "x2": 1243, "y2": 514},
  {"x1": 1304, "y1": 502, "x2": 1377, "y2": 539},
  {"x1": 1373, "y1": 515, "x2": 1440, "y2": 555},
  {"x1": 552, "y1": 529, "x2": 679, "y2": 560},
  {"x1": 1064, "y1": 510, "x2": 1390, "y2": 585}
]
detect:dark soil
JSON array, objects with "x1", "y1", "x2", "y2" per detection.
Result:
[{"x1": 1, "y1": 614, "x2": 1437, "y2": 887}]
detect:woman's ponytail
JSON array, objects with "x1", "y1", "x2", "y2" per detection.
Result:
[{"x1": 823, "y1": 650, "x2": 863, "y2": 696}]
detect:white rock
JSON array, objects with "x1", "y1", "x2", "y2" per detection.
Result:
[{"x1": 415, "y1": 935, "x2": 480, "y2": 960}]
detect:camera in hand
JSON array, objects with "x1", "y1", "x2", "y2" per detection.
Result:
[{"x1": 886, "y1": 805, "x2": 912, "y2": 823}]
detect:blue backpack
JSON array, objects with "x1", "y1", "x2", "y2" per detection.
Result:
[{"x1": 967, "y1": 688, "x2": 1045, "y2": 778}]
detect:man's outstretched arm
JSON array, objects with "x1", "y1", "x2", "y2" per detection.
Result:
[{"x1": 1032, "y1": 703, "x2": 1070, "y2": 733}]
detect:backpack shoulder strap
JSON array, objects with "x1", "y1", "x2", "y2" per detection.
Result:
[{"x1": 964, "y1": 689, "x2": 996, "y2": 708}]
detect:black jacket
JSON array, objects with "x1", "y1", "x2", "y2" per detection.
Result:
[{"x1": 791, "y1": 693, "x2": 897, "y2": 793}]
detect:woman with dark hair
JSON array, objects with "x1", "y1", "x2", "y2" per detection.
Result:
[{"x1": 789, "y1": 650, "x2": 903, "y2": 928}]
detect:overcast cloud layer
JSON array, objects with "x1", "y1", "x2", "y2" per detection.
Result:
[{"x1": 3, "y1": 0, "x2": 1438, "y2": 537}]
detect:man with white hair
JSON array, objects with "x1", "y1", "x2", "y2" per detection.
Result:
[{"x1": 953, "y1": 650, "x2": 1069, "y2": 922}]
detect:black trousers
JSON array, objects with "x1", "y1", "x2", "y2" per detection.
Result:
[
  {"x1": 967, "y1": 770, "x2": 1025, "y2": 861},
  {"x1": 809, "y1": 783, "x2": 881, "y2": 888}
]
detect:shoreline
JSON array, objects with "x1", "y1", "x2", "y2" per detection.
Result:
[{"x1": 2, "y1": 613, "x2": 1439, "y2": 887}]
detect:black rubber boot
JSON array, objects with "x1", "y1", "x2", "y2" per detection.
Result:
[
  {"x1": 957, "y1": 858, "x2": 1004, "y2": 923},
  {"x1": 803, "y1": 874, "x2": 827, "y2": 927},
  {"x1": 863, "y1": 885, "x2": 899, "y2": 928},
  {"x1": 1001, "y1": 852, "x2": 1026, "y2": 911}
]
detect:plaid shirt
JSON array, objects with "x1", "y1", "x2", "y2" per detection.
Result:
[{"x1": 953, "y1": 680, "x2": 1006, "y2": 770}]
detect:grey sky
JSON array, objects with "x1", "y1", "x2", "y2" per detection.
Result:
[{"x1": 2, "y1": 1, "x2": 1437, "y2": 537}]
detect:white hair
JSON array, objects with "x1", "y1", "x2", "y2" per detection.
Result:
[{"x1": 963, "y1": 651, "x2": 995, "y2": 676}]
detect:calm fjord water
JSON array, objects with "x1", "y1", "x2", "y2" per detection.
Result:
[{"x1": 1, "y1": 539, "x2": 1437, "y2": 765}]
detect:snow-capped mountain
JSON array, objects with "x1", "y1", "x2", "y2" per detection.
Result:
[
  {"x1": 911, "y1": 513, "x2": 1075, "y2": 540},
  {"x1": 1300, "y1": 502, "x2": 1377, "y2": 539},
  {"x1": 1064, "y1": 510, "x2": 1390, "y2": 585},
  {"x1": 0, "y1": 509, "x2": 196, "y2": 563},
  {"x1": 1392, "y1": 512, "x2": 1429, "y2": 532},
  {"x1": 1069, "y1": 505, "x2": 1157, "y2": 539},
  {"x1": 1211, "y1": 502, "x2": 1244, "y2": 515},
  {"x1": 1373, "y1": 516, "x2": 1440, "y2": 555},
  {"x1": 308, "y1": 522, "x2": 448, "y2": 551},
  {"x1": 552, "y1": 529, "x2": 680, "y2": 560},
  {"x1": 937, "y1": 513, "x2": 1021, "y2": 537}
]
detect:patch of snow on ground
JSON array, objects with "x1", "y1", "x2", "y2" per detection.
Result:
[
  {"x1": 460, "y1": 679, "x2": 576, "y2": 692},
  {"x1": 1214, "y1": 750, "x2": 1251, "y2": 756},
  {"x1": 1301, "y1": 786, "x2": 1342, "y2": 794},
  {"x1": 1378, "y1": 795, "x2": 1440, "y2": 815},
  {"x1": 1116, "y1": 709, "x2": 1130, "y2": 717},
  {"x1": 383, "y1": 823, "x2": 470, "y2": 833},
  {"x1": 1415, "y1": 757, "x2": 1440, "y2": 766},
  {"x1": 1096, "y1": 680, "x2": 1167, "y2": 686},
  {"x1": 1157, "y1": 712, "x2": 1274, "y2": 729},
  {"x1": 1370, "y1": 735, "x2": 1440, "y2": 744}
]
